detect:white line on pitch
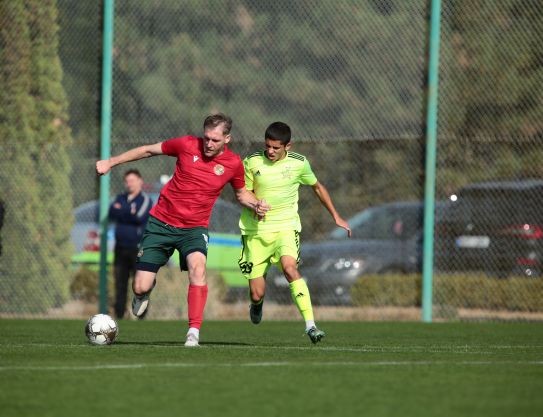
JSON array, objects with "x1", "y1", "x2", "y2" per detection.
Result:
[
  {"x1": 1, "y1": 360, "x2": 542, "y2": 372},
  {"x1": 2, "y1": 343, "x2": 542, "y2": 354}
]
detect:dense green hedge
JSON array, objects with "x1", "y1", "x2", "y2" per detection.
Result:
[
  {"x1": 0, "y1": 1, "x2": 73, "y2": 314},
  {"x1": 351, "y1": 274, "x2": 543, "y2": 312}
]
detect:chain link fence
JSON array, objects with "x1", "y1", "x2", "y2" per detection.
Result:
[
  {"x1": 1, "y1": 0, "x2": 542, "y2": 320},
  {"x1": 432, "y1": 0, "x2": 543, "y2": 320}
]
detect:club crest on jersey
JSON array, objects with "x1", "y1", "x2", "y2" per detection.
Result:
[
  {"x1": 214, "y1": 164, "x2": 225, "y2": 175},
  {"x1": 282, "y1": 165, "x2": 293, "y2": 179},
  {"x1": 193, "y1": 155, "x2": 199, "y2": 162}
]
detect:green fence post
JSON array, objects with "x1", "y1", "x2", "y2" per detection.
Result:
[
  {"x1": 422, "y1": 0, "x2": 443, "y2": 323},
  {"x1": 99, "y1": 0, "x2": 115, "y2": 314}
]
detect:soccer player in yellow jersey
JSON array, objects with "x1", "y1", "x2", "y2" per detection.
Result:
[{"x1": 238, "y1": 122, "x2": 351, "y2": 343}]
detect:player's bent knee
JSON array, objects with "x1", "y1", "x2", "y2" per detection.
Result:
[
  {"x1": 250, "y1": 287, "x2": 265, "y2": 302},
  {"x1": 133, "y1": 270, "x2": 157, "y2": 295},
  {"x1": 283, "y1": 265, "x2": 301, "y2": 282},
  {"x1": 133, "y1": 281, "x2": 151, "y2": 295}
]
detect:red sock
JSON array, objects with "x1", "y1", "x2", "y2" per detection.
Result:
[{"x1": 187, "y1": 284, "x2": 208, "y2": 329}]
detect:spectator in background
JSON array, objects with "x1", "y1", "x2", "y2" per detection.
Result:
[{"x1": 109, "y1": 169, "x2": 152, "y2": 319}]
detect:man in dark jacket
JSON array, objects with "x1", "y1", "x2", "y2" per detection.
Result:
[{"x1": 109, "y1": 169, "x2": 152, "y2": 319}]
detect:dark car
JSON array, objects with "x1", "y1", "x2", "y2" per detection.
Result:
[
  {"x1": 267, "y1": 201, "x2": 446, "y2": 305},
  {"x1": 434, "y1": 179, "x2": 543, "y2": 278}
]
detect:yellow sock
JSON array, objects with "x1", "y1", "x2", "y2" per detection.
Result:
[{"x1": 289, "y1": 278, "x2": 314, "y2": 321}]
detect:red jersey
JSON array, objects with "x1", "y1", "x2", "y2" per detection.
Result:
[{"x1": 150, "y1": 135, "x2": 245, "y2": 228}]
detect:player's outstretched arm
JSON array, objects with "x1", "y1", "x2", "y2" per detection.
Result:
[
  {"x1": 311, "y1": 181, "x2": 352, "y2": 238},
  {"x1": 96, "y1": 142, "x2": 163, "y2": 176},
  {"x1": 234, "y1": 188, "x2": 270, "y2": 218}
]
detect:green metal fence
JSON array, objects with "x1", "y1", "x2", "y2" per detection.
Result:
[{"x1": 1, "y1": 0, "x2": 542, "y2": 320}]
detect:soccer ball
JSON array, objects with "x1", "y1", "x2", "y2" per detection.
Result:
[{"x1": 85, "y1": 314, "x2": 118, "y2": 345}]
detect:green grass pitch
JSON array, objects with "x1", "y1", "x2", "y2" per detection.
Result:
[{"x1": 0, "y1": 319, "x2": 542, "y2": 417}]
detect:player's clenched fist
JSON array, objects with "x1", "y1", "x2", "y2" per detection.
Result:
[
  {"x1": 255, "y1": 199, "x2": 270, "y2": 221},
  {"x1": 256, "y1": 199, "x2": 270, "y2": 214},
  {"x1": 96, "y1": 159, "x2": 112, "y2": 176}
]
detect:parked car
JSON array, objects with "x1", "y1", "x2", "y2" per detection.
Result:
[
  {"x1": 266, "y1": 201, "x2": 447, "y2": 305},
  {"x1": 434, "y1": 179, "x2": 543, "y2": 278},
  {"x1": 71, "y1": 196, "x2": 246, "y2": 287}
]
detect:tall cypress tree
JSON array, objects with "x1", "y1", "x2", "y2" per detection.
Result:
[
  {"x1": 29, "y1": 0, "x2": 74, "y2": 309},
  {"x1": 0, "y1": 0, "x2": 73, "y2": 313}
]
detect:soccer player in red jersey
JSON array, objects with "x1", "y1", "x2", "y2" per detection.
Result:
[{"x1": 96, "y1": 114, "x2": 269, "y2": 346}]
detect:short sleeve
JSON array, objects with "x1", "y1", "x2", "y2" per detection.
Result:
[
  {"x1": 299, "y1": 158, "x2": 318, "y2": 185},
  {"x1": 230, "y1": 158, "x2": 246, "y2": 190},
  {"x1": 243, "y1": 158, "x2": 254, "y2": 191},
  {"x1": 161, "y1": 136, "x2": 188, "y2": 156}
]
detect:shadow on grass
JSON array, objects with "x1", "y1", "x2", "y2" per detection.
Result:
[
  {"x1": 115, "y1": 341, "x2": 252, "y2": 346},
  {"x1": 201, "y1": 341, "x2": 253, "y2": 346}
]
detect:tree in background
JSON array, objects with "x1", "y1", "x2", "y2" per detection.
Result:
[
  {"x1": 437, "y1": 0, "x2": 543, "y2": 196},
  {"x1": 0, "y1": 0, "x2": 73, "y2": 313},
  {"x1": 103, "y1": 0, "x2": 428, "y2": 235},
  {"x1": 108, "y1": 1, "x2": 425, "y2": 143},
  {"x1": 52, "y1": 0, "x2": 543, "y2": 239}
]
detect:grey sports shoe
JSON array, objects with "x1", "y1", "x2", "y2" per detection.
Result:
[
  {"x1": 306, "y1": 326, "x2": 325, "y2": 344},
  {"x1": 131, "y1": 293, "x2": 150, "y2": 319},
  {"x1": 249, "y1": 302, "x2": 263, "y2": 324},
  {"x1": 184, "y1": 332, "x2": 200, "y2": 347},
  {"x1": 131, "y1": 280, "x2": 156, "y2": 319}
]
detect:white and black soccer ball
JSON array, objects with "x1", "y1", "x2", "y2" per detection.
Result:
[{"x1": 85, "y1": 314, "x2": 118, "y2": 345}]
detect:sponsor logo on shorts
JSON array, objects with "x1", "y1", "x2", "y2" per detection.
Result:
[{"x1": 214, "y1": 164, "x2": 225, "y2": 175}]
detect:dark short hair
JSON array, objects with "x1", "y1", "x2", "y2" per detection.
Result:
[
  {"x1": 203, "y1": 113, "x2": 232, "y2": 135},
  {"x1": 265, "y1": 122, "x2": 291, "y2": 145},
  {"x1": 124, "y1": 169, "x2": 142, "y2": 179}
]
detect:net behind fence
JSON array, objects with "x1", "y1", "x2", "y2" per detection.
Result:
[{"x1": 0, "y1": 0, "x2": 541, "y2": 320}]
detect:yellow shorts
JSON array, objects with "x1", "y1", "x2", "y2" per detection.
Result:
[{"x1": 238, "y1": 231, "x2": 300, "y2": 279}]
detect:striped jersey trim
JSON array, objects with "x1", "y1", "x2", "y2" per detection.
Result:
[
  {"x1": 287, "y1": 152, "x2": 305, "y2": 161},
  {"x1": 246, "y1": 151, "x2": 264, "y2": 159}
]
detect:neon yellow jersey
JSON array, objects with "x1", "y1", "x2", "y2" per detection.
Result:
[{"x1": 239, "y1": 150, "x2": 317, "y2": 235}]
